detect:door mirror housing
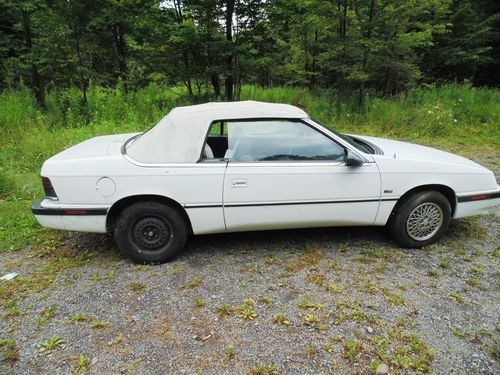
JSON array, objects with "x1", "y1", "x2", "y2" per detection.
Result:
[{"x1": 345, "y1": 150, "x2": 364, "y2": 167}]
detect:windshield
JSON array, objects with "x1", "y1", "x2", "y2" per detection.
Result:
[{"x1": 309, "y1": 118, "x2": 370, "y2": 154}]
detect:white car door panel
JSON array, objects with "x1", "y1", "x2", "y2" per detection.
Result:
[{"x1": 223, "y1": 162, "x2": 381, "y2": 231}]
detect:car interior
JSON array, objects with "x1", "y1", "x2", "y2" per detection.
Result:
[{"x1": 205, "y1": 135, "x2": 228, "y2": 159}]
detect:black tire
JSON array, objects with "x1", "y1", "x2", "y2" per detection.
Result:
[
  {"x1": 388, "y1": 191, "x2": 451, "y2": 248},
  {"x1": 114, "y1": 201, "x2": 188, "y2": 263}
]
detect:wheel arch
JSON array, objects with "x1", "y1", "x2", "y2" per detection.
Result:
[
  {"x1": 106, "y1": 195, "x2": 193, "y2": 234},
  {"x1": 392, "y1": 184, "x2": 457, "y2": 217}
]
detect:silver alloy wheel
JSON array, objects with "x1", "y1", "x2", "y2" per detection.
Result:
[{"x1": 406, "y1": 202, "x2": 444, "y2": 241}]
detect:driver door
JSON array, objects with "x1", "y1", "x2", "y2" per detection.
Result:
[{"x1": 221, "y1": 119, "x2": 381, "y2": 231}]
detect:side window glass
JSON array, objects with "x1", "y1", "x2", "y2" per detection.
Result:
[{"x1": 225, "y1": 120, "x2": 345, "y2": 162}]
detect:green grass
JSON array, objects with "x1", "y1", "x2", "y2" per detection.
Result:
[{"x1": 0, "y1": 83, "x2": 498, "y2": 253}]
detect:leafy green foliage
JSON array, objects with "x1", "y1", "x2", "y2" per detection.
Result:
[
  {"x1": 194, "y1": 298, "x2": 206, "y2": 308},
  {"x1": 129, "y1": 282, "x2": 147, "y2": 292},
  {"x1": 39, "y1": 335, "x2": 64, "y2": 355},
  {"x1": 248, "y1": 363, "x2": 280, "y2": 375},
  {"x1": 71, "y1": 355, "x2": 89, "y2": 375},
  {"x1": 68, "y1": 312, "x2": 88, "y2": 324},
  {"x1": 0, "y1": 338, "x2": 19, "y2": 366},
  {"x1": 185, "y1": 277, "x2": 202, "y2": 289},
  {"x1": 0, "y1": 0, "x2": 498, "y2": 104},
  {"x1": 225, "y1": 345, "x2": 236, "y2": 361},
  {"x1": 36, "y1": 304, "x2": 57, "y2": 325},
  {"x1": 239, "y1": 306, "x2": 257, "y2": 320},
  {"x1": 90, "y1": 321, "x2": 110, "y2": 329},
  {"x1": 342, "y1": 338, "x2": 362, "y2": 360},
  {"x1": 273, "y1": 313, "x2": 290, "y2": 325},
  {"x1": 216, "y1": 304, "x2": 233, "y2": 316}
]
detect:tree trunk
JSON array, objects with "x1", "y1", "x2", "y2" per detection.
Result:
[
  {"x1": 207, "y1": 47, "x2": 221, "y2": 98},
  {"x1": 303, "y1": 29, "x2": 309, "y2": 82},
  {"x1": 224, "y1": 0, "x2": 235, "y2": 101},
  {"x1": 184, "y1": 75, "x2": 194, "y2": 97},
  {"x1": 358, "y1": 0, "x2": 376, "y2": 107},
  {"x1": 21, "y1": 9, "x2": 45, "y2": 108},
  {"x1": 173, "y1": 0, "x2": 195, "y2": 98},
  {"x1": 113, "y1": 24, "x2": 128, "y2": 93},
  {"x1": 234, "y1": 52, "x2": 241, "y2": 100},
  {"x1": 183, "y1": 49, "x2": 194, "y2": 97},
  {"x1": 383, "y1": 68, "x2": 391, "y2": 95},
  {"x1": 73, "y1": 25, "x2": 87, "y2": 104},
  {"x1": 342, "y1": 0, "x2": 347, "y2": 39},
  {"x1": 173, "y1": 0, "x2": 183, "y2": 23},
  {"x1": 336, "y1": 0, "x2": 342, "y2": 37},
  {"x1": 310, "y1": 30, "x2": 318, "y2": 89},
  {"x1": 211, "y1": 75, "x2": 222, "y2": 98}
]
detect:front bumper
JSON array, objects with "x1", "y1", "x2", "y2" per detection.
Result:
[
  {"x1": 454, "y1": 187, "x2": 500, "y2": 219},
  {"x1": 32, "y1": 198, "x2": 109, "y2": 233}
]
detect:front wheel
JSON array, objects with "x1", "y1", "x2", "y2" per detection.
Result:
[
  {"x1": 114, "y1": 201, "x2": 188, "y2": 263},
  {"x1": 388, "y1": 191, "x2": 451, "y2": 248}
]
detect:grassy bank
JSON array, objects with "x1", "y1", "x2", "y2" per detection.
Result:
[{"x1": 0, "y1": 83, "x2": 499, "y2": 251}]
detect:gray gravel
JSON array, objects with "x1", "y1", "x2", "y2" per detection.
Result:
[{"x1": 1, "y1": 166, "x2": 499, "y2": 374}]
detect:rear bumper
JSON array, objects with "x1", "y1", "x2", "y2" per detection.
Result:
[
  {"x1": 454, "y1": 187, "x2": 500, "y2": 218},
  {"x1": 32, "y1": 198, "x2": 109, "y2": 233}
]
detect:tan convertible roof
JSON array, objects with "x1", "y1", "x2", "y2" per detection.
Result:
[{"x1": 125, "y1": 101, "x2": 308, "y2": 163}]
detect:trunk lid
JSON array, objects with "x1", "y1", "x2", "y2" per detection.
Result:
[{"x1": 48, "y1": 133, "x2": 138, "y2": 161}]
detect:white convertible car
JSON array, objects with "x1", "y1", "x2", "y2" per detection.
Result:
[{"x1": 32, "y1": 101, "x2": 500, "y2": 263}]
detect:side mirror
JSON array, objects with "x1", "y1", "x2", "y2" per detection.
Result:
[{"x1": 345, "y1": 150, "x2": 364, "y2": 167}]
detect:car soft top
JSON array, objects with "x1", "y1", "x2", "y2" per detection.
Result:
[{"x1": 125, "y1": 100, "x2": 308, "y2": 163}]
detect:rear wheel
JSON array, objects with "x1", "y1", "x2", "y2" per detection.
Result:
[
  {"x1": 389, "y1": 191, "x2": 451, "y2": 248},
  {"x1": 114, "y1": 201, "x2": 187, "y2": 263}
]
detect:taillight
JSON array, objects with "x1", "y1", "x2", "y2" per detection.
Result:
[{"x1": 41, "y1": 176, "x2": 58, "y2": 199}]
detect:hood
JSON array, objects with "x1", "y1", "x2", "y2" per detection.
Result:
[
  {"x1": 353, "y1": 135, "x2": 484, "y2": 168},
  {"x1": 47, "y1": 133, "x2": 139, "y2": 162}
]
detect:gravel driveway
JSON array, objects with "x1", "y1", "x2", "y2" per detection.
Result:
[{"x1": 0, "y1": 171, "x2": 499, "y2": 375}]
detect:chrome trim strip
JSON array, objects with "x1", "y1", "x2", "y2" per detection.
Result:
[
  {"x1": 184, "y1": 203, "x2": 222, "y2": 208},
  {"x1": 124, "y1": 153, "x2": 227, "y2": 168},
  {"x1": 32, "y1": 199, "x2": 108, "y2": 216},
  {"x1": 124, "y1": 151, "x2": 370, "y2": 168},
  {"x1": 223, "y1": 161, "x2": 347, "y2": 167},
  {"x1": 185, "y1": 197, "x2": 399, "y2": 209},
  {"x1": 44, "y1": 203, "x2": 110, "y2": 210}
]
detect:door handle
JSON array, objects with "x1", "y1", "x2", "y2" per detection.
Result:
[{"x1": 231, "y1": 179, "x2": 248, "y2": 188}]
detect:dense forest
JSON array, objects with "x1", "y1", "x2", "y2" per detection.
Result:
[{"x1": 1, "y1": 0, "x2": 499, "y2": 108}]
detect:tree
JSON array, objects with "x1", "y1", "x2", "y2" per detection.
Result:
[
  {"x1": 0, "y1": 0, "x2": 498, "y2": 105},
  {"x1": 422, "y1": 0, "x2": 499, "y2": 85},
  {"x1": 4, "y1": 0, "x2": 48, "y2": 107}
]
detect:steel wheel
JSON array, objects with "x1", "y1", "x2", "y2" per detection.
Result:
[
  {"x1": 115, "y1": 201, "x2": 188, "y2": 263},
  {"x1": 406, "y1": 202, "x2": 444, "y2": 241},
  {"x1": 131, "y1": 216, "x2": 173, "y2": 253}
]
